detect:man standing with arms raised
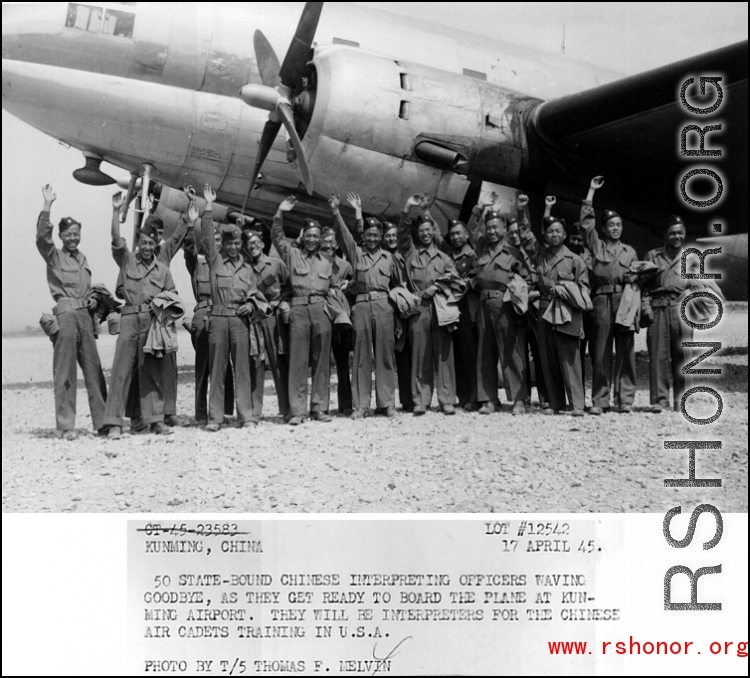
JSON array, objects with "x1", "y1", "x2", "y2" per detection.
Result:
[{"x1": 36, "y1": 184, "x2": 107, "y2": 440}]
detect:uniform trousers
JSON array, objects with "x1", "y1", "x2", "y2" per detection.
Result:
[
  {"x1": 525, "y1": 308, "x2": 548, "y2": 405},
  {"x1": 103, "y1": 311, "x2": 165, "y2": 427},
  {"x1": 52, "y1": 307, "x2": 107, "y2": 431},
  {"x1": 647, "y1": 303, "x2": 693, "y2": 409},
  {"x1": 477, "y1": 297, "x2": 528, "y2": 404},
  {"x1": 288, "y1": 302, "x2": 332, "y2": 417},
  {"x1": 453, "y1": 295, "x2": 478, "y2": 406},
  {"x1": 124, "y1": 352, "x2": 177, "y2": 421},
  {"x1": 408, "y1": 300, "x2": 457, "y2": 407},
  {"x1": 537, "y1": 317, "x2": 585, "y2": 412},
  {"x1": 351, "y1": 297, "x2": 395, "y2": 410},
  {"x1": 207, "y1": 315, "x2": 254, "y2": 425},
  {"x1": 257, "y1": 313, "x2": 290, "y2": 418},
  {"x1": 191, "y1": 307, "x2": 233, "y2": 422},
  {"x1": 396, "y1": 334, "x2": 414, "y2": 410},
  {"x1": 579, "y1": 310, "x2": 594, "y2": 402},
  {"x1": 331, "y1": 329, "x2": 353, "y2": 413},
  {"x1": 591, "y1": 292, "x2": 636, "y2": 408}
]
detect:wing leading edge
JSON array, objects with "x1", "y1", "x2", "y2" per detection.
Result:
[{"x1": 523, "y1": 40, "x2": 748, "y2": 238}]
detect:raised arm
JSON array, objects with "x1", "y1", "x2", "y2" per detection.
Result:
[
  {"x1": 517, "y1": 194, "x2": 538, "y2": 258},
  {"x1": 346, "y1": 193, "x2": 365, "y2": 244},
  {"x1": 329, "y1": 192, "x2": 358, "y2": 264},
  {"x1": 161, "y1": 202, "x2": 196, "y2": 263},
  {"x1": 543, "y1": 194, "x2": 555, "y2": 220},
  {"x1": 580, "y1": 176, "x2": 604, "y2": 254},
  {"x1": 270, "y1": 196, "x2": 297, "y2": 262},
  {"x1": 110, "y1": 191, "x2": 129, "y2": 266},
  {"x1": 36, "y1": 184, "x2": 57, "y2": 264},
  {"x1": 201, "y1": 184, "x2": 219, "y2": 269},
  {"x1": 398, "y1": 194, "x2": 424, "y2": 259},
  {"x1": 466, "y1": 190, "x2": 497, "y2": 249}
]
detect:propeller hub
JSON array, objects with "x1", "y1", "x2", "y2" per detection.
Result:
[{"x1": 239, "y1": 84, "x2": 279, "y2": 112}]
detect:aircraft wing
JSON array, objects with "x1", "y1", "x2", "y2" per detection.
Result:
[{"x1": 525, "y1": 40, "x2": 748, "y2": 238}]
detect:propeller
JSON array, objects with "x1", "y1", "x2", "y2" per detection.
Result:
[{"x1": 239, "y1": 1, "x2": 324, "y2": 209}]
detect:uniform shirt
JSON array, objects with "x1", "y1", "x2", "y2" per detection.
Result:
[
  {"x1": 465, "y1": 211, "x2": 529, "y2": 291},
  {"x1": 111, "y1": 238, "x2": 175, "y2": 305},
  {"x1": 641, "y1": 247, "x2": 689, "y2": 298},
  {"x1": 332, "y1": 211, "x2": 400, "y2": 294},
  {"x1": 433, "y1": 228, "x2": 478, "y2": 280},
  {"x1": 579, "y1": 200, "x2": 637, "y2": 290},
  {"x1": 247, "y1": 253, "x2": 289, "y2": 306},
  {"x1": 397, "y1": 214, "x2": 457, "y2": 292},
  {"x1": 518, "y1": 217, "x2": 589, "y2": 301},
  {"x1": 36, "y1": 210, "x2": 92, "y2": 301},
  {"x1": 116, "y1": 215, "x2": 190, "y2": 298},
  {"x1": 183, "y1": 230, "x2": 212, "y2": 302},
  {"x1": 201, "y1": 210, "x2": 256, "y2": 305},
  {"x1": 271, "y1": 214, "x2": 335, "y2": 298}
]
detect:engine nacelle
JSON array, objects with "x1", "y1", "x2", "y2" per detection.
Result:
[
  {"x1": 299, "y1": 46, "x2": 541, "y2": 213},
  {"x1": 151, "y1": 185, "x2": 231, "y2": 239}
]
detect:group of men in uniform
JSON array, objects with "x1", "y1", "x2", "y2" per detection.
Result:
[{"x1": 36, "y1": 176, "x2": 714, "y2": 439}]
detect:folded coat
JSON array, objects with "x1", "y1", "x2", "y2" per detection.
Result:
[
  {"x1": 433, "y1": 272, "x2": 468, "y2": 328},
  {"x1": 144, "y1": 290, "x2": 185, "y2": 357}
]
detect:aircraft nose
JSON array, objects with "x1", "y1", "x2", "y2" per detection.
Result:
[{"x1": 3, "y1": 3, "x2": 63, "y2": 61}]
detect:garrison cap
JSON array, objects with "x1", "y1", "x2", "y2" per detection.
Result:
[
  {"x1": 143, "y1": 214, "x2": 164, "y2": 231},
  {"x1": 244, "y1": 229, "x2": 264, "y2": 244},
  {"x1": 138, "y1": 222, "x2": 160, "y2": 242},
  {"x1": 58, "y1": 216, "x2": 80, "y2": 233},
  {"x1": 382, "y1": 221, "x2": 398, "y2": 233},
  {"x1": 602, "y1": 209, "x2": 620, "y2": 224},
  {"x1": 484, "y1": 210, "x2": 506, "y2": 224},
  {"x1": 321, "y1": 226, "x2": 336, "y2": 239},
  {"x1": 666, "y1": 214, "x2": 685, "y2": 228},
  {"x1": 413, "y1": 214, "x2": 433, "y2": 227},
  {"x1": 542, "y1": 216, "x2": 567, "y2": 230},
  {"x1": 221, "y1": 224, "x2": 242, "y2": 241},
  {"x1": 363, "y1": 217, "x2": 383, "y2": 231},
  {"x1": 302, "y1": 218, "x2": 322, "y2": 232},
  {"x1": 447, "y1": 219, "x2": 466, "y2": 232}
]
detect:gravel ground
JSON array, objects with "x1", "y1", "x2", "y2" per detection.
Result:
[{"x1": 3, "y1": 311, "x2": 747, "y2": 514}]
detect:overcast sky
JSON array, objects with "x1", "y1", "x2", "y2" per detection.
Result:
[{"x1": 2, "y1": 1, "x2": 747, "y2": 331}]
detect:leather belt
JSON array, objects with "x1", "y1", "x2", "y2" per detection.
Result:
[
  {"x1": 594, "y1": 283, "x2": 623, "y2": 295},
  {"x1": 480, "y1": 289, "x2": 505, "y2": 301},
  {"x1": 290, "y1": 295, "x2": 326, "y2": 307},
  {"x1": 211, "y1": 303, "x2": 240, "y2": 317},
  {"x1": 121, "y1": 303, "x2": 151, "y2": 315},
  {"x1": 481, "y1": 281, "x2": 508, "y2": 292},
  {"x1": 355, "y1": 291, "x2": 388, "y2": 303},
  {"x1": 651, "y1": 294, "x2": 680, "y2": 308},
  {"x1": 194, "y1": 299, "x2": 212, "y2": 312},
  {"x1": 53, "y1": 298, "x2": 89, "y2": 314}
]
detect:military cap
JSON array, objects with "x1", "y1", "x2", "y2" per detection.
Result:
[
  {"x1": 138, "y1": 222, "x2": 160, "y2": 242},
  {"x1": 221, "y1": 224, "x2": 243, "y2": 241},
  {"x1": 484, "y1": 210, "x2": 506, "y2": 224},
  {"x1": 58, "y1": 217, "x2": 81, "y2": 233},
  {"x1": 302, "y1": 218, "x2": 322, "y2": 232},
  {"x1": 363, "y1": 217, "x2": 383, "y2": 231}
]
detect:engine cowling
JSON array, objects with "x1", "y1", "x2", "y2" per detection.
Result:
[{"x1": 297, "y1": 46, "x2": 541, "y2": 213}]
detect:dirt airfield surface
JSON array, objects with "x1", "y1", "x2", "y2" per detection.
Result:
[{"x1": 2, "y1": 311, "x2": 747, "y2": 514}]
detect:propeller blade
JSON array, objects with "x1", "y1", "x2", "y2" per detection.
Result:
[
  {"x1": 277, "y1": 102, "x2": 313, "y2": 195},
  {"x1": 253, "y1": 30, "x2": 280, "y2": 88},
  {"x1": 241, "y1": 118, "x2": 282, "y2": 214},
  {"x1": 279, "y1": 1, "x2": 324, "y2": 91}
]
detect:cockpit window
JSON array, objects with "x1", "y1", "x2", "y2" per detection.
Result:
[
  {"x1": 103, "y1": 8, "x2": 135, "y2": 38},
  {"x1": 65, "y1": 4, "x2": 135, "y2": 39}
]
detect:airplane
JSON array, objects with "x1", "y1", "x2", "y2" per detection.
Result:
[{"x1": 2, "y1": 2, "x2": 747, "y2": 298}]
